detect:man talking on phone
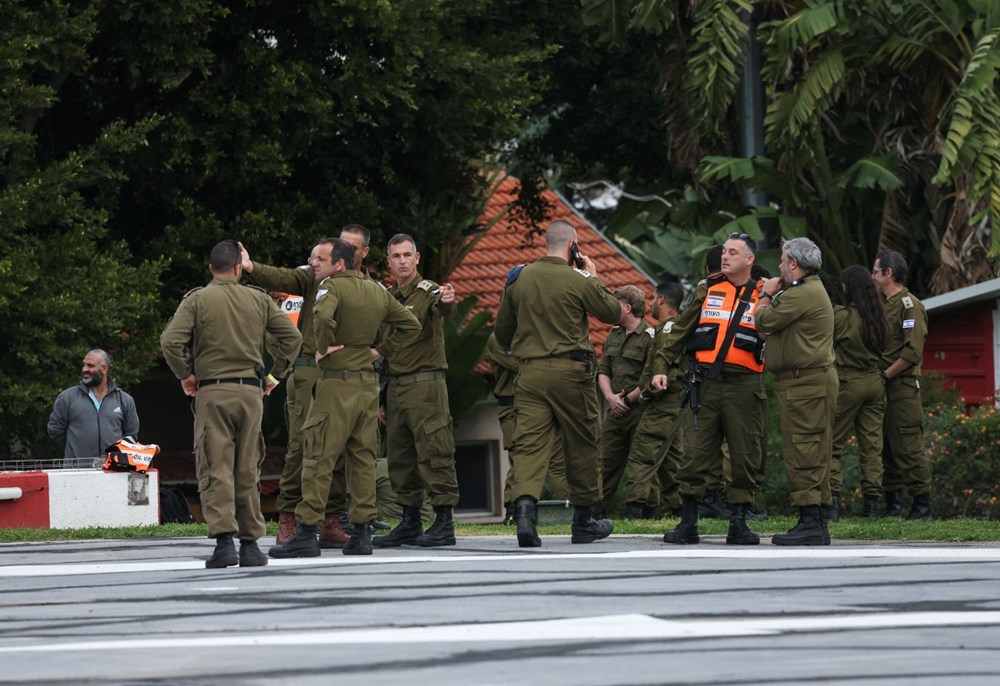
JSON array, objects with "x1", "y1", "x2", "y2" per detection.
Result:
[{"x1": 494, "y1": 219, "x2": 621, "y2": 547}]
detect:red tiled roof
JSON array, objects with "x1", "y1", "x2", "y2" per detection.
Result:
[{"x1": 448, "y1": 175, "x2": 656, "y2": 355}]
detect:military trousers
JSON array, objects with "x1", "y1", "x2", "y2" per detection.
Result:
[
  {"x1": 774, "y1": 367, "x2": 838, "y2": 507},
  {"x1": 677, "y1": 371, "x2": 766, "y2": 505},
  {"x1": 624, "y1": 390, "x2": 684, "y2": 505},
  {"x1": 830, "y1": 368, "x2": 884, "y2": 495},
  {"x1": 657, "y1": 425, "x2": 686, "y2": 511},
  {"x1": 276, "y1": 364, "x2": 348, "y2": 515},
  {"x1": 385, "y1": 376, "x2": 459, "y2": 509},
  {"x1": 600, "y1": 407, "x2": 644, "y2": 503},
  {"x1": 297, "y1": 376, "x2": 379, "y2": 526},
  {"x1": 193, "y1": 384, "x2": 266, "y2": 540},
  {"x1": 511, "y1": 360, "x2": 601, "y2": 505},
  {"x1": 498, "y1": 402, "x2": 517, "y2": 505},
  {"x1": 882, "y1": 376, "x2": 931, "y2": 496}
]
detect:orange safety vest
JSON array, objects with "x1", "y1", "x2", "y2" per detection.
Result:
[{"x1": 691, "y1": 277, "x2": 765, "y2": 373}]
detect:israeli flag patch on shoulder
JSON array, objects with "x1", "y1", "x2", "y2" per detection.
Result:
[{"x1": 902, "y1": 318, "x2": 915, "y2": 329}]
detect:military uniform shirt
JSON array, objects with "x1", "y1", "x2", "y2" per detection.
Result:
[
  {"x1": 599, "y1": 320, "x2": 656, "y2": 393},
  {"x1": 756, "y1": 275, "x2": 835, "y2": 373},
  {"x1": 495, "y1": 256, "x2": 621, "y2": 357},
  {"x1": 880, "y1": 287, "x2": 927, "y2": 375},
  {"x1": 248, "y1": 262, "x2": 318, "y2": 356},
  {"x1": 160, "y1": 277, "x2": 301, "y2": 381},
  {"x1": 385, "y1": 272, "x2": 454, "y2": 375},
  {"x1": 833, "y1": 305, "x2": 880, "y2": 371},
  {"x1": 315, "y1": 270, "x2": 421, "y2": 371}
]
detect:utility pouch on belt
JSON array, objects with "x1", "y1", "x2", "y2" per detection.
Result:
[{"x1": 103, "y1": 437, "x2": 161, "y2": 473}]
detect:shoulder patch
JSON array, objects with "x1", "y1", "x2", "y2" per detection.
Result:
[
  {"x1": 660, "y1": 321, "x2": 674, "y2": 334},
  {"x1": 506, "y1": 264, "x2": 526, "y2": 286},
  {"x1": 573, "y1": 268, "x2": 592, "y2": 278},
  {"x1": 645, "y1": 326, "x2": 656, "y2": 338},
  {"x1": 316, "y1": 288, "x2": 329, "y2": 300},
  {"x1": 297, "y1": 264, "x2": 311, "y2": 270},
  {"x1": 901, "y1": 295, "x2": 914, "y2": 309},
  {"x1": 902, "y1": 319, "x2": 915, "y2": 329},
  {"x1": 181, "y1": 286, "x2": 203, "y2": 299},
  {"x1": 416, "y1": 280, "x2": 438, "y2": 292}
]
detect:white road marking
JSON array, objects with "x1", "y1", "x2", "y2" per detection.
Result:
[
  {"x1": 1, "y1": 546, "x2": 999, "y2": 578},
  {"x1": 2, "y1": 611, "x2": 1000, "y2": 653}
]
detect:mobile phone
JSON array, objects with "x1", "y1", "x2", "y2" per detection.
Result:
[{"x1": 569, "y1": 242, "x2": 585, "y2": 269}]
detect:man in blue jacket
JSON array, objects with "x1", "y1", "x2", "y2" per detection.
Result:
[{"x1": 48, "y1": 349, "x2": 140, "y2": 468}]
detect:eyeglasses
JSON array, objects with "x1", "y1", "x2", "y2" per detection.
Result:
[{"x1": 728, "y1": 232, "x2": 758, "y2": 253}]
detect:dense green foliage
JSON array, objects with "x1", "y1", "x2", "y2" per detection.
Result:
[
  {"x1": 563, "y1": 1, "x2": 1000, "y2": 293},
  {"x1": 1, "y1": 0, "x2": 560, "y2": 450}
]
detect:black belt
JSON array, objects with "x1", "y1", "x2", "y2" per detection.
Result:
[{"x1": 198, "y1": 377, "x2": 264, "y2": 389}]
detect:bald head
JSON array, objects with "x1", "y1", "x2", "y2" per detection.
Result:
[{"x1": 545, "y1": 220, "x2": 577, "y2": 255}]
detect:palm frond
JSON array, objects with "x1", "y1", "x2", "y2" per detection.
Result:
[
  {"x1": 764, "y1": 47, "x2": 847, "y2": 155},
  {"x1": 840, "y1": 154, "x2": 905, "y2": 191},
  {"x1": 932, "y1": 28, "x2": 1000, "y2": 252},
  {"x1": 760, "y1": 2, "x2": 845, "y2": 59},
  {"x1": 683, "y1": 0, "x2": 752, "y2": 139}
]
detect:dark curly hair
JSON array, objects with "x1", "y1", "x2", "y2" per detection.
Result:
[{"x1": 841, "y1": 265, "x2": 889, "y2": 354}]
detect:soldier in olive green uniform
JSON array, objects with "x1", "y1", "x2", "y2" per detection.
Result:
[
  {"x1": 494, "y1": 220, "x2": 621, "y2": 547},
  {"x1": 597, "y1": 285, "x2": 656, "y2": 511},
  {"x1": 486, "y1": 332, "x2": 518, "y2": 522},
  {"x1": 622, "y1": 282, "x2": 687, "y2": 517},
  {"x1": 241, "y1": 238, "x2": 348, "y2": 548},
  {"x1": 653, "y1": 234, "x2": 766, "y2": 546},
  {"x1": 374, "y1": 233, "x2": 460, "y2": 549},
  {"x1": 830, "y1": 265, "x2": 890, "y2": 520},
  {"x1": 161, "y1": 240, "x2": 301, "y2": 568},
  {"x1": 756, "y1": 237, "x2": 837, "y2": 546},
  {"x1": 269, "y1": 238, "x2": 421, "y2": 557},
  {"x1": 873, "y1": 250, "x2": 932, "y2": 520}
]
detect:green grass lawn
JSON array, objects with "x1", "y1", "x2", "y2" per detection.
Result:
[{"x1": 2, "y1": 516, "x2": 998, "y2": 544}]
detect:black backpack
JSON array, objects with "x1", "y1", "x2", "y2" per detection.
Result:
[{"x1": 159, "y1": 487, "x2": 196, "y2": 524}]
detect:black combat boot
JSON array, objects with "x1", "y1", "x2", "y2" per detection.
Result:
[
  {"x1": 238, "y1": 539, "x2": 268, "y2": 567},
  {"x1": 642, "y1": 504, "x2": 659, "y2": 519},
  {"x1": 571, "y1": 505, "x2": 613, "y2": 544},
  {"x1": 515, "y1": 496, "x2": 541, "y2": 548},
  {"x1": 745, "y1": 505, "x2": 768, "y2": 521},
  {"x1": 772, "y1": 505, "x2": 827, "y2": 546},
  {"x1": 206, "y1": 533, "x2": 238, "y2": 569},
  {"x1": 862, "y1": 494, "x2": 880, "y2": 518},
  {"x1": 343, "y1": 521, "x2": 373, "y2": 555},
  {"x1": 884, "y1": 489, "x2": 903, "y2": 517},
  {"x1": 663, "y1": 495, "x2": 700, "y2": 545},
  {"x1": 625, "y1": 501, "x2": 645, "y2": 520},
  {"x1": 372, "y1": 505, "x2": 423, "y2": 548},
  {"x1": 905, "y1": 493, "x2": 933, "y2": 521},
  {"x1": 825, "y1": 491, "x2": 840, "y2": 522},
  {"x1": 415, "y1": 506, "x2": 457, "y2": 547},
  {"x1": 268, "y1": 523, "x2": 321, "y2": 558},
  {"x1": 590, "y1": 502, "x2": 605, "y2": 519},
  {"x1": 726, "y1": 503, "x2": 760, "y2": 545}
]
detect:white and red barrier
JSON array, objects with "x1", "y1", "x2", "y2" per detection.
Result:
[{"x1": 0, "y1": 469, "x2": 160, "y2": 529}]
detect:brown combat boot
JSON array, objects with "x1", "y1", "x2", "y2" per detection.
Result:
[
  {"x1": 276, "y1": 511, "x2": 296, "y2": 546},
  {"x1": 319, "y1": 512, "x2": 350, "y2": 549}
]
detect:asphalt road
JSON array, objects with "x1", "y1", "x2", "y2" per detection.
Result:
[{"x1": 2, "y1": 533, "x2": 1000, "y2": 685}]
